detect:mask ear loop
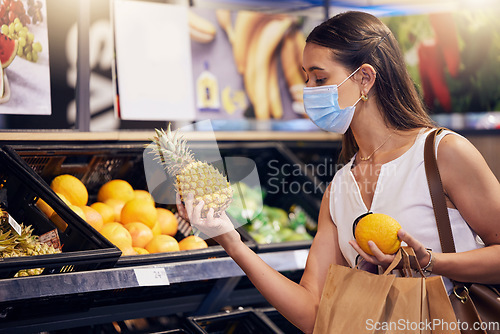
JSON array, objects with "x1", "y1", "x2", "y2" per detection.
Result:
[
  {"x1": 338, "y1": 66, "x2": 361, "y2": 88},
  {"x1": 338, "y1": 66, "x2": 365, "y2": 106}
]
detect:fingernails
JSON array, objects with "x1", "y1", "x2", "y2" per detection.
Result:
[{"x1": 398, "y1": 229, "x2": 406, "y2": 238}]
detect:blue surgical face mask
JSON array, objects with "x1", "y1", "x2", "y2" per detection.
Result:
[{"x1": 303, "y1": 67, "x2": 363, "y2": 134}]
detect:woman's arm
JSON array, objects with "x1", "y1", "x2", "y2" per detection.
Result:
[
  {"x1": 187, "y1": 184, "x2": 344, "y2": 333},
  {"x1": 431, "y1": 133, "x2": 500, "y2": 284}
]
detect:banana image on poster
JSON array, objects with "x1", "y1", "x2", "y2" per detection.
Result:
[
  {"x1": 217, "y1": 11, "x2": 307, "y2": 120},
  {"x1": 188, "y1": 10, "x2": 217, "y2": 44}
]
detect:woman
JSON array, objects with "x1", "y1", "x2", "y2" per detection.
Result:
[{"x1": 180, "y1": 11, "x2": 500, "y2": 333}]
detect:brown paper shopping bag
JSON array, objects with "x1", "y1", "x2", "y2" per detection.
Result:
[
  {"x1": 314, "y1": 247, "x2": 458, "y2": 334},
  {"x1": 313, "y1": 263, "x2": 396, "y2": 334}
]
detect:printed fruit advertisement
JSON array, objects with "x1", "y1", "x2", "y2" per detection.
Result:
[
  {"x1": 0, "y1": 0, "x2": 50, "y2": 115},
  {"x1": 189, "y1": 8, "x2": 313, "y2": 122},
  {"x1": 383, "y1": 10, "x2": 500, "y2": 115}
]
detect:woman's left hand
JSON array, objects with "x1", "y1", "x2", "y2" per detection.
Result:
[{"x1": 348, "y1": 229, "x2": 431, "y2": 270}]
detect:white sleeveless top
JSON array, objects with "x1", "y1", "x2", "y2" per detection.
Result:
[{"x1": 329, "y1": 128, "x2": 483, "y2": 293}]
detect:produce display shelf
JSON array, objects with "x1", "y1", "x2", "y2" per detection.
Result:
[{"x1": 0, "y1": 249, "x2": 309, "y2": 302}]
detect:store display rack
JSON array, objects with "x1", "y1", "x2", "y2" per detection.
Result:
[{"x1": 0, "y1": 134, "x2": 328, "y2": 332}]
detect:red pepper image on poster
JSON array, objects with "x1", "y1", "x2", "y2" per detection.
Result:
[{"x1": 417, "y1": 13, "x2": 460, "y2": 112}]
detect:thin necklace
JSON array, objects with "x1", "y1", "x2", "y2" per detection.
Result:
[{"x1": 359, "y1": 128, "x2": 398, "y2": 162}]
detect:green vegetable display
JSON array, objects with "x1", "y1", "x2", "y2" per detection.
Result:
[{"x1": 228, "y1": 182, "x2": 314, "y2": 244}]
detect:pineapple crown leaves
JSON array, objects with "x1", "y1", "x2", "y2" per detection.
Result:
[{"x1": 150, "y1": 123, "x2": 194, "y2": 176}]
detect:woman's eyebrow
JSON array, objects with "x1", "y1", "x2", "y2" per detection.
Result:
[{"x1": 302, "y1": 66, "x2": 325, "y2": 72}]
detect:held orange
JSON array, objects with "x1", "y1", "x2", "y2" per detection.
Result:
[
  {"x1": 97, "y1": 179, "x2": 135, "y2": 203},
  {"x1": 354, "y1": 212, "x2": 402, "y2": 256},
  {"x1": 156, "y1": 208, "x2": 178, "y2": 236},
  {"x1": 50, "y1": 174, "x2": 88, "y2": 206},
  {"x1": 178, "y1": 235, "x2": 208, "y2": 251},
  {"x1": 145, "y1": 235, "x2": 180, "y2": 253}
]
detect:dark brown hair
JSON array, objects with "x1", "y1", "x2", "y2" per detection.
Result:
[{"x1": 306, "y1": 11, "x2": 435, "y2": 163}]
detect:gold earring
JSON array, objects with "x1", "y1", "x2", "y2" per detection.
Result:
[{"x1": 361, "y1": 93, "x2": 368, "y2": 101}]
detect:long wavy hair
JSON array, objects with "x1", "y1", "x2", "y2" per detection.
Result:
[{"x1": 306, "y1": 11, "x2": 435, "y2": 163}]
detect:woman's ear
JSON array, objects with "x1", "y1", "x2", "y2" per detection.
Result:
[{"x1": 358, "y1": 63, "x2": 376, "y2": 96}]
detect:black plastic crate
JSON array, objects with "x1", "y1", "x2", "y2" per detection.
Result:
[
  {"x1": 7, "y1": 142, "x2": 258, "y2": 267},
  {"x1": 186, "y1": 308, "x2": 284, "y2": 334},
  {"x1": 257, "y1": 307, "x2": 303, "y2": 334},
  {"x1": 0, "y1": 146, "x2": 122, "y2": 279}
]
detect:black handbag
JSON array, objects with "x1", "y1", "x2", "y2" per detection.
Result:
[{"x1": 424, "y1": 128, "x2": 500, "y2": 334}]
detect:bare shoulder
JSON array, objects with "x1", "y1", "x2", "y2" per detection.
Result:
[{"x1": 436, "y1": 132, "x2": 487, "y2": 172}]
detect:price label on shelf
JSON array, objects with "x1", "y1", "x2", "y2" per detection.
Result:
[
  {"x1": 8, "y1": 216, "x2": 21, "y2": 236},
  {"x1": 134, "y1": 267, "x2": 170, "y2": 286}
]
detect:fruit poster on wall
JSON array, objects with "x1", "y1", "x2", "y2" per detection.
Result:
[
  {"x1": 0, "y1": 0, "x2": 50, "y2": 115},
  {"x1": 382, "y1": 10, "x2": 500, "y2": 129},
  {"x1": 188, "y1": 8, "x2": 314, "y2": 123}
]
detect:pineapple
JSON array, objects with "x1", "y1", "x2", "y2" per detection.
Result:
[
  {"x1": 0, "y1": 209, "x2": 61, "y2": 277},
  {"x1": 151, "y1": 124, "x2": 233, "y2": 217}
]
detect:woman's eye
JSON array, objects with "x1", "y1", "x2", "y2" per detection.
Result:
[{"x1": 315, "y1": 78, "x2": 326, "y2": 84}]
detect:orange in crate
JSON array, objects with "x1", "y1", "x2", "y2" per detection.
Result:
[
  {"x1": 50, "y1": 174, "x2": 89, "y2": 206},
  {"x1": 124, "y1": 222, "x2": 154, "y2": 248},
  {"x1": 100, "y1": 222, "x2": 133, "y2": 251},
  {"x1": 120, "y1": 198, "x2": 158, "y2": 228},
  {"x1": 90, "y1": 202, "x2": 115, "y2": 224},
  {"x1": 97, "y1": 179, "x2": 135, "y2": 203},
  {"x1": 145, "y1": 235, "x2": 180, "y2": 253},
  {"x1": 156, "y1": 208, "x2": 178, "y2": 236},
  {"x1": 79, "y1": 206, "x2": 104, "y2": 232},
  {"x1": 178, "y1": 235, "x2": 208, "y2": 251}
]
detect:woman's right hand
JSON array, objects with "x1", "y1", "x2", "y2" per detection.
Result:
[{"x1": 176, "y1": 193, "x2": 241, "y2": 246}]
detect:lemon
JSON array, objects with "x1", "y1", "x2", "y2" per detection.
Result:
[{"x1": 354, "y1": 212, "x2": 401, "y2": 255}]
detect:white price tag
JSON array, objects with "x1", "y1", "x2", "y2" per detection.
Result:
[
  {"x1": 8, "y1": 216, "x2": 21, "y2": 236},
  {"x1": 134, "y1": 267, "x2": 170, "y2": 286}
]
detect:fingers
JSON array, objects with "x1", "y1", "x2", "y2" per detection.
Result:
[
  {"x1": 398, "y1": 229, "x2": 430, "y2": 267},
  {"x1": 184, "y1": 193, "x2": 195, "y2": 220},
  {"x1": 349, "y1": 239, "x2": 396, "y2": 268},
  {"x1": 176, "y1": 193, "x2": 188, "y2": 220}
]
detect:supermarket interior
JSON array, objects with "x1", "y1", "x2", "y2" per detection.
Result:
[{"x1": 0, "y1": 0, "x2": 500, "y2": 333}]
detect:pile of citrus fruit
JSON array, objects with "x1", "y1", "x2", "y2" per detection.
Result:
[{"x1": 36, "y1": 174, "x2": 208, "y2": 256}]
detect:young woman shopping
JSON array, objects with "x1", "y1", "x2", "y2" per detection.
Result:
[{"x1": 178, "y1": 11, "x2": 500, "y2": 333}]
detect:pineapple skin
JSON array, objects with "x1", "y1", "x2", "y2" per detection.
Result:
[
  {"x1": 152, "y1": 125, "x2": 233, "y2": 218},
  {"x1": 177, "y1": 161, "x2": 233, "y2": 217}
]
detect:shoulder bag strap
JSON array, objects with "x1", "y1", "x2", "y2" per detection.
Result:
[{"x1": 424, "y1": 128, "x2": 456, "y2": 254}]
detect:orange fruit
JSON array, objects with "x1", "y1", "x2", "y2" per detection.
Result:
[
  {"x1": 90, "y1": 202, "x2": 115, "y2": 224},
  {"x1": 104, "y1": 198, "x2": 126, "y2": 222},
  {"x1": 134, "y1": 190, "x2": 155, "y2": 205},
  {"x1": 99, "y1": 222, "x2": 133, "y2": 251},
  {"x1": 79, "y1": 205, "x2": 104, "y2": 232},
  {"x1": 124, "y1": 222, "x2": 154, "y2": 248},
  {"x1": 151, "y1": 220, "x2": 162, "y2": 236},
  {"x1": 156, "y1": 208, "x2": 178, "y2": 236},
  {"x1": 145, "y1": 235, "x2": 180, "y2": 253},
  {"x1": 133, "y1": 247, "x2": 149, "y2": 255},
  {"x1": 354, "y1": 213, "x2": 402, "y2": 256},
  {"x1": 97, "y1": 179, "x2": 135, "y2": 203},
  {"x1": 121, "y1": 246, "x2": 137, "y2": 256},
  {"x1": 120, "y1": 198, "x2": 158, "y2": 228},
  {"x1": 50, "y1": 174, "x2": 88, "y2": 206},
  {"x1": 178, "y1": 235, "x2": 208, "y2": 251}
]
